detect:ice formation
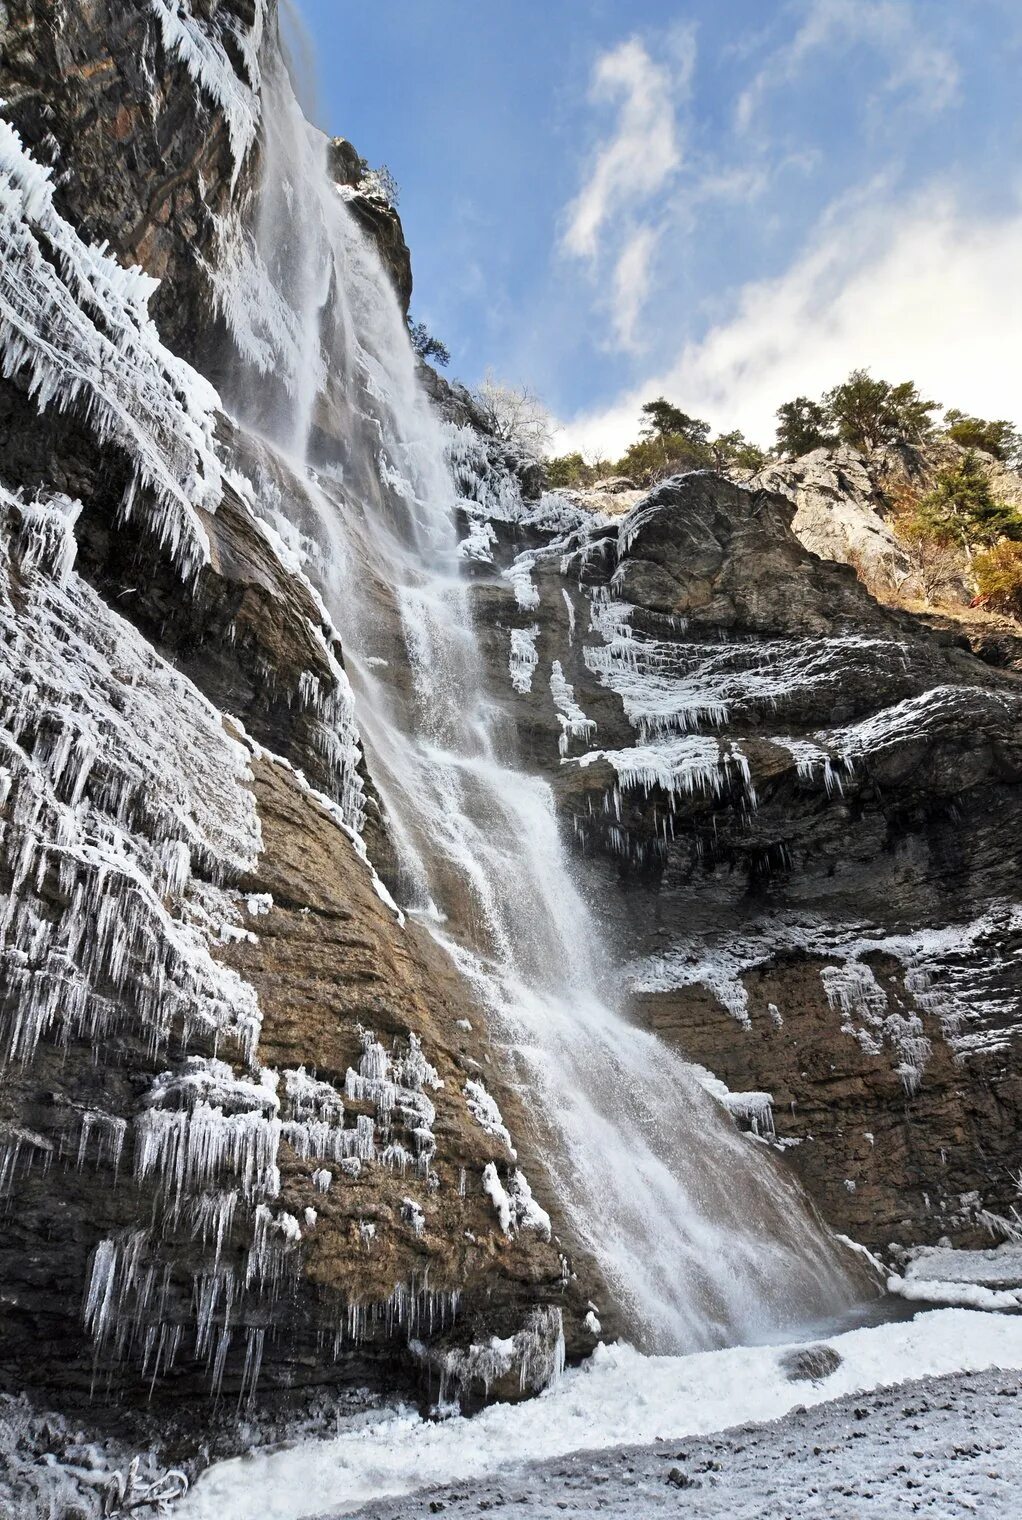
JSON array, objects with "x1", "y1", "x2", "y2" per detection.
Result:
[
  {"x1": 549, "y1": 661, "x2": 596, "y2": 758},
  {"x1": 149, "y1": 0, "x2": 268, "y2": 174},
  {"x1": 577, "y1": 735, "x2": 756, "y2": 808},
  {"x1": 0, "y1": 481, "x2": 447, "y2": 1397},
  {"x1": 690, "y1": 1066, "x2": 776, "y2": 1139},
  {"x1": 509, "y1": 625, "x2": 540, "y2": 693},
  {"x1": 421, "y1": 1306, "x2": 565, "y2": 1406},
  {"x1": 481, "y1": 1164, "x2": 551, "y2": 1241},
  {"x1": 821, "y1": 961, "x2": 932, "y2": 1094},
  {"x1": 463, "y1": 1080, "x2": 516, "y2": 1157},
  {"x1": 0, "y1": 122, "x2": 222, "y2": 579},
  {"x1": 0, "y1": 486, "x2": 262, "y2": 1074}
]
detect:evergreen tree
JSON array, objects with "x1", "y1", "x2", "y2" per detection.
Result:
[
  {"x1": 774, "y1": 397, "x2": 832, "y2": 458},
  {"x1": 910, "y1": 451, "x2": 1022, "y2": 550},
  {"x1": 407, "y1": 318, "x2": 450, "y2": 367},
  {"x1": 823, "y1": 369, "x2": 938, "y2": 451},
  {"x1": 943, "y1": 410, "x2": 1021, "y2": 467},
  {"x1": 639, "y1": 397, "x2": 711, "y2": 446}
]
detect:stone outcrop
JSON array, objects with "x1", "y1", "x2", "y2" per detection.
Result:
[
  {"x1": 752, "y1": 446, "x2": 916, "y2": 595},
  {"x1": 754, "y1": 439, "x2": 1022, "y2": 610},
  {"x1": 326, "y1": 137, "x2": 413, "y2": 315},
  {"x1": 468, "y1": 468, "x2": 1022, "y2": 1252}
]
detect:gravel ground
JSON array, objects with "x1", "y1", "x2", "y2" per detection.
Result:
[{"x1": 344, "y1": 1368, "x2": 1022, "y2": 1520}]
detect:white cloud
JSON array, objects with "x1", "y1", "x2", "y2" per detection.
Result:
[
  {"x1": 562, "y1": 36, "x2": 689, "y2": 261},
  {"x1": 554, "y1": 187, "x2": 1022, "y2": 458},
  {"x1": 610, "y1": 227, "x2": 658, "y2": 350},
  {"x1": 736, "y1": 0, "x2": 960, "y2": 133}
]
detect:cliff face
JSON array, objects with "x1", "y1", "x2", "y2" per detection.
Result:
[
  {"x1": 2, "y1": 0, "x2": 1021, "y2": 1495},
  {"x1": 464, "y1": 467, "x2": 1022, "y2": 1252},
  {"x1": 0, "y1": 0, "x2": 590, "y2": 1434}
]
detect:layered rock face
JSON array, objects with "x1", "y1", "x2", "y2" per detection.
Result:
[
  {"x1": 466, "y1": 469, "x2": 1022, "y2": 1250},
  {"x1": 0, "y1": 0, "x2": 586, "y2": 1428}
]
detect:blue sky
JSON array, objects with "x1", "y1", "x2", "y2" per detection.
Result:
[{"x1": 291, "y1": 0, "x2": 1022, "y2": 455}]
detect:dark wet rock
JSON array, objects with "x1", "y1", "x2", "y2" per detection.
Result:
[
  {"x1": 326, "y1": 137, "x2": 413, "y2": 314},
  {"x1": 780, "y1": 1345, "x2": 843, "y2": 1382}
]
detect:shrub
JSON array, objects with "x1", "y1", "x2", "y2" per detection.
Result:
[
  {"x1": 972, "y1": 540, "x2": 1022, "y2": 616},
  {"x1": 545, "y1": 452, "x2": 598, "y2": 489},
  {"x1": 616, "y1": 432, "x2": 711, "y2": 486},
  {"x1": 711, "y1": 429, "x2": 767, "y2": 472}
]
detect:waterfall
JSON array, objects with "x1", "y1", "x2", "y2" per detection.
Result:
[{"x1": 219, "y1": 35, "x2": 857, "y2": 1353}]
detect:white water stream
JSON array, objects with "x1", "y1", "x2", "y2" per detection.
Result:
[{"x1": 221, "y1": 36, "x2": 857, "y2": 1355}]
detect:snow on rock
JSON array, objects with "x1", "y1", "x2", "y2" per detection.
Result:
[
  {"x1": 582, "y1": 611, "x2": 912, "y2": 744},
  {"x1": 905, "y1": 1244, "x2": 1022, "y2": 1289},
  {"x1": 823, "y1": 685, "x2": 1012, "y2": 764},
  {"x1": 888, "y1": 1275, "x2": 1022, "y2": 1311},
  {"x1": 180, "y1": 1309, "x2": 1022, "y2": 1520},
  {"x1": 144, "y1": 1057, "x2": 279, "y2": 1115},
  {"x1": 400, "y1": 1198, "x2": 426, "y2": 1236},
  {"x1": 628, "y1": 904, "x2": 1022, "y2": 1061},
  {"x1": 463, "y1": 1080, "x2": 516, "y2": 1157},
  {"x1": 481, "y1": 1164, "x2": 551, "y2": 1241}
]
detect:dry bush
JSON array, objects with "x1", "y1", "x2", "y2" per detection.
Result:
[{"x1": 972, "y1": 540, "x2": 1022, "y2": 617}]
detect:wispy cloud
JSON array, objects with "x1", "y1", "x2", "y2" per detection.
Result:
[
  {"x1": 562, "y1": 35, "x2": 691, "y2": 261},
  {"x1": 736, "y1": 0, "x2": 960, "y2": 132},
  {"x1": 555, "y1": 186, "x2": 1022, "y2": 455},
  {"x1": 610, "y1": 227, "x2": 658, "y2": 349},
  {"x1": 558, "y1": 31, "x2": 695, "y2": 353}
]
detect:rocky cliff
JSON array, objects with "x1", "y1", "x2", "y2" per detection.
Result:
[
  {"x1": 462, "y1": 463, "x2": 1022, "y2": 1252},
  {"x1": 0, "y1": 0, "x2": 590, "y2": 1452}
]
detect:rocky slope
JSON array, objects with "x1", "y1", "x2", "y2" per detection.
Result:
[
  {"x1": 0, "y1": 0, "x2": 592, "y2": 1437},
  {"x1": 461, "y1": 463, "x2": 1022, "y2": 1252}
]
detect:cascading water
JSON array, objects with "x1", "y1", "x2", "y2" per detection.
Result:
[{"x1": 221, "y1": 33, "x2": 858, "y2": 1353}]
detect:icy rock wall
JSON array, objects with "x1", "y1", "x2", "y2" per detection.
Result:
[
  {"x1": 0, "y1": 0, "x2": 603, "y2": 1426},
  {"x1": 464, "y1": 460, "x2": 1022, "y2": 1251}
]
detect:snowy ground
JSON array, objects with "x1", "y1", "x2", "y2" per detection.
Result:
[
  {"x1": 181, "y1": 1309, "x2": 1022, "y2": 1520},
  {"x1": 344, "y1": 1366, "x2": 1022, "y2": 1519}
]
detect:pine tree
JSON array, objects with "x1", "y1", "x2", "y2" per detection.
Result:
[
  {"x1": 774, "y1": 397, "x2": 833, "y2": 458},
  {"x1": 910, "y1": 452, "x2": 1022, "y2": 550}
]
